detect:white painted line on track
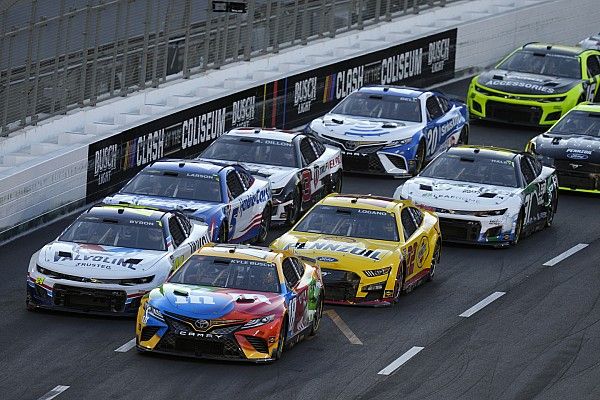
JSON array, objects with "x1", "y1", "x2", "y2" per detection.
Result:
[
  {"x1": 324, "y1": 309, "x2": 363, "y2": 345},
  {"x1": 37, "y1": 385, "x2": 70, "y2": 400},
  {"x1": 115, "y1": 338, "x2": 136, "y2": 352},
  {"x1": 543, "y1": 243, "x2": 589, "y2": 267},
  {"x1": 378, "y1": 346, "x2": 424, "y2": 376},
  {"x1": 459, "y1": 291, "x2": 506, "y2": 318}
]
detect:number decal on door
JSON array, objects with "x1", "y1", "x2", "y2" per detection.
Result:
[{"x1": 301, "y1": 170, "x2": 312, "y2": 202}]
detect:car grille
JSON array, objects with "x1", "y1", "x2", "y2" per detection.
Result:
[
  {"x1": 387, "y1": 154, "x2": 407, "y2": 170},
  {"x1": 554, "y1": 160, "x2": 600, "y2": 190},
  {"x1": 321, "y1": 268, "x2": 361, "y2": 302},
  {"x1": 486, "y1": 101, "x2": 542, "y2": 125},
  {"x1": 321, "y1": 135, "x2": 385, "y2": 153},
  {"x1": 52, "y1": 284, "x2": 127, "y2": 312},
  {"x1": 244, "y1": 336, "x2": 269, "y2": 354},
  {"x1": 140, "y1": 326, "x2": 160, "y2": 342},
  {"x1": 439, "y1": 218, "x2": 482, "y2": 242},
  {"x1": 342, "y1": 153, "x2": 386, "y2": 173}
]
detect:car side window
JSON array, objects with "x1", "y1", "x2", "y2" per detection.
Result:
[
  {"x1": 587, "y1": 55, "x2": 600, "y2": 77},
  {"x1": 238, "y1": 170, "x2": 254, "y2": 190},
  {"x1": 282, "y1": 258, "x2": 300, "y2": 287},
  {"x1": 401, "y1": 208, "x2": 418, "y2": 241},
  {"x1": 175, "y1": 214, "x2": 191, "y2": 237},
  {"x1": 408, "y1": 207, "x2": 424, "y2": 227},
  {"x1": 520, "y1": 156, "x2": 536, "y2": 185},
  {"x1": 168, "y1": 216, "x2": 186, "y2": 247},
  {"x1": 527, "y1": 155, "x2": 542, "y2": 176},
  {"x1": 291, "y1": 257, "x2": 305, "y2": 278},
  {"x1": 437, "y1": 95, "x2": 451, "y2": 113},
  {"x1": 226, "y1": 170, "x2": 245, "y2": 199},
  {"x1": 300, "y1": 138, "x2": 318, "y2": 165},
  {"x1": 309, "y1": 137, "x2": 325, "y2": 157},
  {"x1": 426, "y1": 96, "x2": 443, "y2": 120}
]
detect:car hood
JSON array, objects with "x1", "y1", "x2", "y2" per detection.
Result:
[
  {"x1": 532, "y1": 134, "x2": 600, "y2": 162},
  {"x1": 104, "y1": 194, "x2": 221, "y2": 221},
  {"x1": 272, "y1": 232, "x2": 400, "y2": 271},
  {"x1": 402, "y1": 177, "x2": 521, "y2": 210},
  {"x1": 38, "y1": 241, "x2": 165, "y2": 278},
  {"x1": 311, "y1": 113, "x2": 422, "y2": 143},
  {"x1": 149, "y1": 283, "x2": 284, "y2": 319},
  {"x1": 477, "y1": 69, "x2": 580, "y2": 95},
  {"x1": 236, "y1": 163, "x2": 297, "y2": 189}
]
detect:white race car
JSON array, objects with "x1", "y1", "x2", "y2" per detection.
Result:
[
  {"x1": 199, "y1": 127, "x2": 342, "y2": 225},
  {"x1": 579, "y1": 33, "x2": 600, "y2": 50},
  {"x1": 394, "y1": 146, "x2": 558, "y2": 247},
  {"x1": 26, "y1": 205, "x2": 210, "y2": 315}
]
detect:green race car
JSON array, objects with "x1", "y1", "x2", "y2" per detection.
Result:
[{"x1": 467, "y1": 43, "x2": 600, "y2": 126}]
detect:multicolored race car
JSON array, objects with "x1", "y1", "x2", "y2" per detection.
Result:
[
  {"x1": 305, "y1": 85, "x2": 468, "y2": 176},
  {"x1": 526, "y1": 102, "x2": 600, "y2": 193},
  {"x1": 136, "y1": 244, "x2": 324, "y2": 362},
  {"x1": 104, "y1": 159, "x2": 272, "y2": 244},
  {"x1": 270, "y1": 194, "x2": 441, "y2": 306},
  {"x1": 395, "y1": 146, "x2": 559, "y2": 246},
  {"x1": 27, "y1": 205, "x2": 210, "y2": 315},
  {"x1": 199, "y1": 127, "x2": 343, "y2": 225},
  {"x1": 467, "y1": 43, "x2": 600, "y2": 126}
]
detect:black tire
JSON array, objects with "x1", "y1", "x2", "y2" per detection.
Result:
[
  {"x1": 412, "y1": 140, "x2": 426, "y2": 176},
  {"x1": 254, "y1": 204, "x2": 271, "y2": 244},
  {"x1": 273, "y1": 319, "x2": 287, "y2": 360},
  {"x1": 217, "y1": 222, "x2": 228, "y2": 243},
  {"x1": 511, "y1": 210, "x2": 525, "y2": 246},
  {"x1": 393, "y1": 264, "x2": 406, "y2": 303},
  {"x1": 25, "y1": 296, "x2": 37, "y2": 312},
  {"x1": 309, "y1": 296, "x2": 323, "y2": 336},
  {"x1": 286, "y1": 187, "x2": 302, "y2": 226},
  {"x1": 545, "y1": 191, "x2": 558, "y2": 227},
  {"x1": 427, "y1": 241, "x2": 441, "y2": 282},
  {"x1": 458, "y1": 126, "x2": 469, "y2": 145},
  {"x1": 332, "y1": 171, "x2": 343, "y2": 194}
]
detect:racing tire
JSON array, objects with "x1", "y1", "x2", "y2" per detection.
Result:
[
  {"x1": 254, "y1": 204, "x2": 272, "y2": 244},
  {"x1": 309, "y1": 296, "x2": 324, "y2": 336},
  {"x1": 426, "y1": 241, "x2": 441, "y2": 282},
  {"x1": 412, "y1": 140, "x2": 426, "y2": 176},
  {"x1": 286, "y1": 187, "x2": 302, "y2": 226},
  {"x1": 25, "y1": 296, "x2": 37, "y2": 312},
  {"x1": 332, "y1": 171, "x2": 343, "y2": 194},
  {"x1": 511, "y1": 210, "x2": 525, "y2": 246},
  {"x1": 545, "y1": 191, "x2": 558, "y2": 228},
  {"x1": 273, "y1": 319, "x2": 287, "y2": 361},
  {"x1": 217, "y1": 222, "x2": 228, "y2": 243},
  {"x1": 458, "y1": 126, "x2": 469, "y2": 145},
  {"x1": 393, "y1": 263, "x2": 406, "y2": 303}
]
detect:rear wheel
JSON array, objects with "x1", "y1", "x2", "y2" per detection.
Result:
[
  {"x1": 254, "y1": 204, "x2": 272, "y2": 244},
  {"x1": 309, "y1": 296, "x2": 323, "y2": 336},
  {"x1": 412, "y1": 140, "x2": 426, "y2": 176},
  {"x1": 286, "y1": 187, "x2": 302, "y2": 226},
  {"x1": 427, "y1": 241, "x2": 441, "y2": 282}
]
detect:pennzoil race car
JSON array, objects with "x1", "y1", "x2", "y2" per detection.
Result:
[
  {"x1": 305, "y1": 86, "x2": 469, "y2": 176},
  {"x1": 27, "y1": 205, "x2": 210, "y2": 315},
  {"x1": 104, "y1": 160, "x2": 272, "y2": 244},
  {"x1": 395, "y1": 146, "x2": 559, "y2": 246},
  {"x1": 270, "y1": 194, "x2": 441, "y2": 306},
  {"x1": 136, "y1": 244, "x2": 324, "y2": 362},
  {"x1": 468, "y1": 43, "x2": 600, "y2": 126},
  {"x1": 527, "y1": 102, "x2": 600, "y2": 193},
  {"x1": 199, "y1": 127, "x2": 342, "y2": 225}
]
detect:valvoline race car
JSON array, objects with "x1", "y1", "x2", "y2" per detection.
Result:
[
  {"x1": 395, "y1": 146, "x2": 559, "y2": 247},
  {"x1": 27, "y1": 205, "x2": 210, "y2": 315},
  {"x1": 527, "y1": 102, "x2": 600, "y2": 193},
  {"x1": 104, "y1": 159, "x2": 272, "y2": 244},
  {"x1": 270, "y1": 194, "x2": 441, "y2": 306},
  {"x1": 136, "y1": 244, "x2": 324, "y2": 362},
  {"x1": 468, "y1": 43, "x2": 600, "y2": 126},
  {"x1": 199, "y1": 127, "x2": 342, "y2": 225},
  {"x1": 305, "y1": 85, "x2": 469, "y2": 176}
]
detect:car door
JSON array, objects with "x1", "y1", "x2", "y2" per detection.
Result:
[
  {"x1": 281, "y1": 257, "x2": 308, "y2": 337},
  {"x1": 519, "y1": 155, "x2": 544, "y2": 228},
  {"x1": 167, "y1": 215, "x2": 193, "y2": 273},
  {"x1": 225, "y1": 170, "x2": 246, "y2": 241},
  {"x1": 424, "y1": 95, "x2": 445, "y2": 160},
  {"x1": 400, "y1": 206, "x2": 429, "y2": 282},
  {"x1": 237, "y1": 167, "x2": 268, "y2": 237}
]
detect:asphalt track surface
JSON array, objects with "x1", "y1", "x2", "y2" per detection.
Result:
[{"x1": 2, "y1": 78, "x2": 600, "y2": 400}]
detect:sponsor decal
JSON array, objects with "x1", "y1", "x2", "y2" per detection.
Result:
[
  {"x1": 316, "y1": 256, "x2": 338, "y2": 263},
  {"x1": 381, "y1": 49, "x2": 423, "y2": 85},
  {"x1": 428, "y1": 37, "x2": 451, "y2": 73},
  {"x1": 357, "y1": 209, "x2": 389, "y2": 216},
  {"x1": 294, "y1": 77, "x2": 318, "y2": 114},
  {"x1": 284, "y1": 241, "x2": 387, "y2": 260},
  {"x1": 566, "y1": 149, "x2": 591, "y2": 160},
  {"x1": 181, "y1": 108, "x2": 227, "y2": 149},
  {"x1": 232, "y1": 96, "x2": 256, "y2": 127},
  {"x1": 176, "y1": 331, "x2": 224, "y2": 339},
  {"x1": 484, "y1": 80, "x2": 556, "y2": 94},
  {"x1": 55, "y1": 254, "x2": 139, "y2": 270}
]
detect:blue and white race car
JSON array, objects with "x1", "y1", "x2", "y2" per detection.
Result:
[
  {"x1": 305, "y1": 86, "x2": 469, "y2": 176},
  {"x1": 104, "y1": 160, "x2": 272, "y2": 244}
]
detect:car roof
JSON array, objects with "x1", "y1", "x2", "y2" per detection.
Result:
[
  {"x1": 225, "y1": 127, "x2": 300, "y2": 143},
  {"x1": 446, "y1": 145, "x2": 521, "y2": 161},
  {"x1": 571, "y1": 102, "x2": 600, "y2": 113},
  {"x1": 522, "y1": 43, "x2": 588, "y2": 57},
  {"x1": 84, "y1": 205, "x2": 167, "y2": 222},
  {"x1": 194, "y1": 243, "x2": 282, "y2": 263},
  {"x1": 145, "y1": 159, "x2": 226, "y2": 175},
  {"x1": 319, "y1": 194, "x2": 407, "y2": 212},
  {"x1": 358, "y1": 85, "x2": 425, "y2": 99}
]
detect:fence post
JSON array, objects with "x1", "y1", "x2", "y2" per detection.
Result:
[
  {"x1": 160, "y1": 0, "x2": 172, "y2": 82},
  {"x1": 139, "y1": 0, "x2": 152, "y2": 89},
  {"x1": 151, "y1": 0, "x2": 161, "y2": 87},
  {"x1": 109, "y1": 0, "x2": 122, "y2": 96},
  {"x1": 2, "y1": 34, "x2": 15, "y2": 134},
  {"x1": 300, "y1": 0, "x2": 308, "y2": 45},
  {"x1": 243, "y1": 0, "x2": 255, "y2": 61},
  {"x1": 89, "y1": 4, "x2": 103, "y2": 106},
  {"x1": 182, "y1": 0, "x2": 192, "y2": 77},
  {"x1": 385, "y1": 0, "x2": 391, "y2": 21},
  {"x1": 374, "y1": 0, "x2": 381, "y2": 22},
  {"x1": 50, "y1": 0, "x2": 66, "y2": 114},
  {"x1": 21, "y1": 0, "x2": 38, "y2": 127},
  {"x1": 120, "y1": 0, "x2": 131, "y2": 96},
  {"x1": 30, "y1": 17, "x2": 46, "y2": 123},
  {"x1": 61, "y1": 10, "x2": 74, "y2": 111},
  {"x1": 79, "y1": 5, "x2": 92, "y2": 107}
]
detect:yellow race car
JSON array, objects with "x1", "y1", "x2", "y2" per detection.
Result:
[{"x1": 270, "y1": 194, "x2": 441, "y2": 306}]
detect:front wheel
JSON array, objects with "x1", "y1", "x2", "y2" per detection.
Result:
[
  {"x1": 412, "y1": 140, "x2": 426, "y2": 176},
  {"x1": 457, "y1": 126, "x2": 469, "y2": 145},
  {"x1": 426, "y1": 241, "x2": 441, "y2": 282},
  {"x1": 393, "y1": 264, "x2": 406, "y2": 303},
  {"x1": 217, "y1": 222, "x2": 228, "y2": 243},
  {"x1": 273, "y1": 319, "x2": 287, "y2": 360},
  {"x1": 545, "y1": 191, "x2": 558, "y2": 227},
  {"x1": 331, "y1": 171, "x2": 343, "y2": 194},
  {"x1": 254, "y1": 204, "x2": 272, "y2": 244},
  {"x1": 511, "y1": 211, "x2": 525, "y2": 246},
  {"x1": 286, "y1": 187, "x2": 302, "y2": 226},
  {"x1": 309, "y1": 296, "x2": 323, "y2": 336}
]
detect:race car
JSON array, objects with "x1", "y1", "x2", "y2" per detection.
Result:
[
  {"x1": 394, "y1": 146, "x2": 559, "y2": 247},
  {"x1": 198, "y1": 127, "x2": 343, "y2": 225},
  {"x1": 26, "y1": 205, "x2": 210, "y2": 315},
  {"x1": 579, "y1": 33, "x2": 600, "y2": 50},
  {"x1": 136, "y1": 244, "x2": 324, "y2": 362},
  {"x1": 104, "y1": 159, "x2": 272, "y2": 244},
  {"x1": 526, "y1": 102, "x2": 600, "y2": 193},
  {"x1": 304, "y1": 85, "x2": 469, "y2": 176},
  {"x1": 467, "y1": 43, "x2": 600, "y2": 126},
  {"x1": 270, "y1": 194, "x2": 441, "y2": 306}
]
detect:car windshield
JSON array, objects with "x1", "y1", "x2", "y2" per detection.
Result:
[
  {"x1": 169, "y1": 255, "x2": 280, "y2": 293},
  {"x1": 121, "y1": 170, "x2": 222, "y2": 202},
  {"x1": 201, "y1": 136, "x2": 297, "y2": 167},
  {"x1": 331, "y1": 92, "x2": 422, "y2": 122},
  {"x1": 549, "y1": 110, "x2": 600, "y2": 137},
  {"x1": 420, "y1": 153, "x2": 519, "y2": 188},
  {"x1": 497, "y1": 50, "x2": 581, "y2": 79},
  {"x1": 59, "y1": 217, "x2": 166, "y2": 251},
  {"x1": 294, "y1": 205, "x2": 399, "y2": 241}
]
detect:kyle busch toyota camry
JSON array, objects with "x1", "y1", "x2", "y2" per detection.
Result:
[
  {"x1": 305, "y1": 85, "x2": 469, "y2": 176},
  {"x1": 136, "y1": 244, "x2": 324, "y2": 362},
  {"x1": 27, "y1": 205, "x2": 210, "y2": 315},
  {"x1": 468, "y1": 43, "x2": 600, "y2": 126},
  {"x1": 395, "y1": 146, "x2": 559, "y2": 246},
  {"x1": 270, "y1": 194, "x2": 441, "y2": 306},
  {"x1": 104, "y1": 160, "x2": 272, "y2": 244},
  {"x1": 198, "y1": 127, "x2": 342, "y2": 225},
  {"x1": 527, "y1": 102, "x2": 600, "y2": 193}
]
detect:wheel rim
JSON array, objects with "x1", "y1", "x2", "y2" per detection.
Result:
[
  {"x1": 288, "y1": 190, "x2": 301, "y2": 225},
  {"x1": 547, "y1": 199, "x2": 556, "y2": 226},
  {"x1": 334, "y1": 173, "x2": 342, "y2": 193},
  {"x1": 458, "y1": 128, "x2": 468, "y2": 145},
  {"x1": 514, "y1": 216, "x2": 523, "y2": 244},
  {"x1": 258, "y1": 206, "x2": 271, "y2": 242},
  {"x1": 430, "y1": 244, "x2": 440, "y2": 279},
  {"x1": 414, "y1": 144, "x2": 425, "y2": 174},
  {"x1": 276, "y1": 323, "x2": 286, "y2": 359},
  {"x1": 394, "y1": 266, "x2": 404, "y2": 301}
]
